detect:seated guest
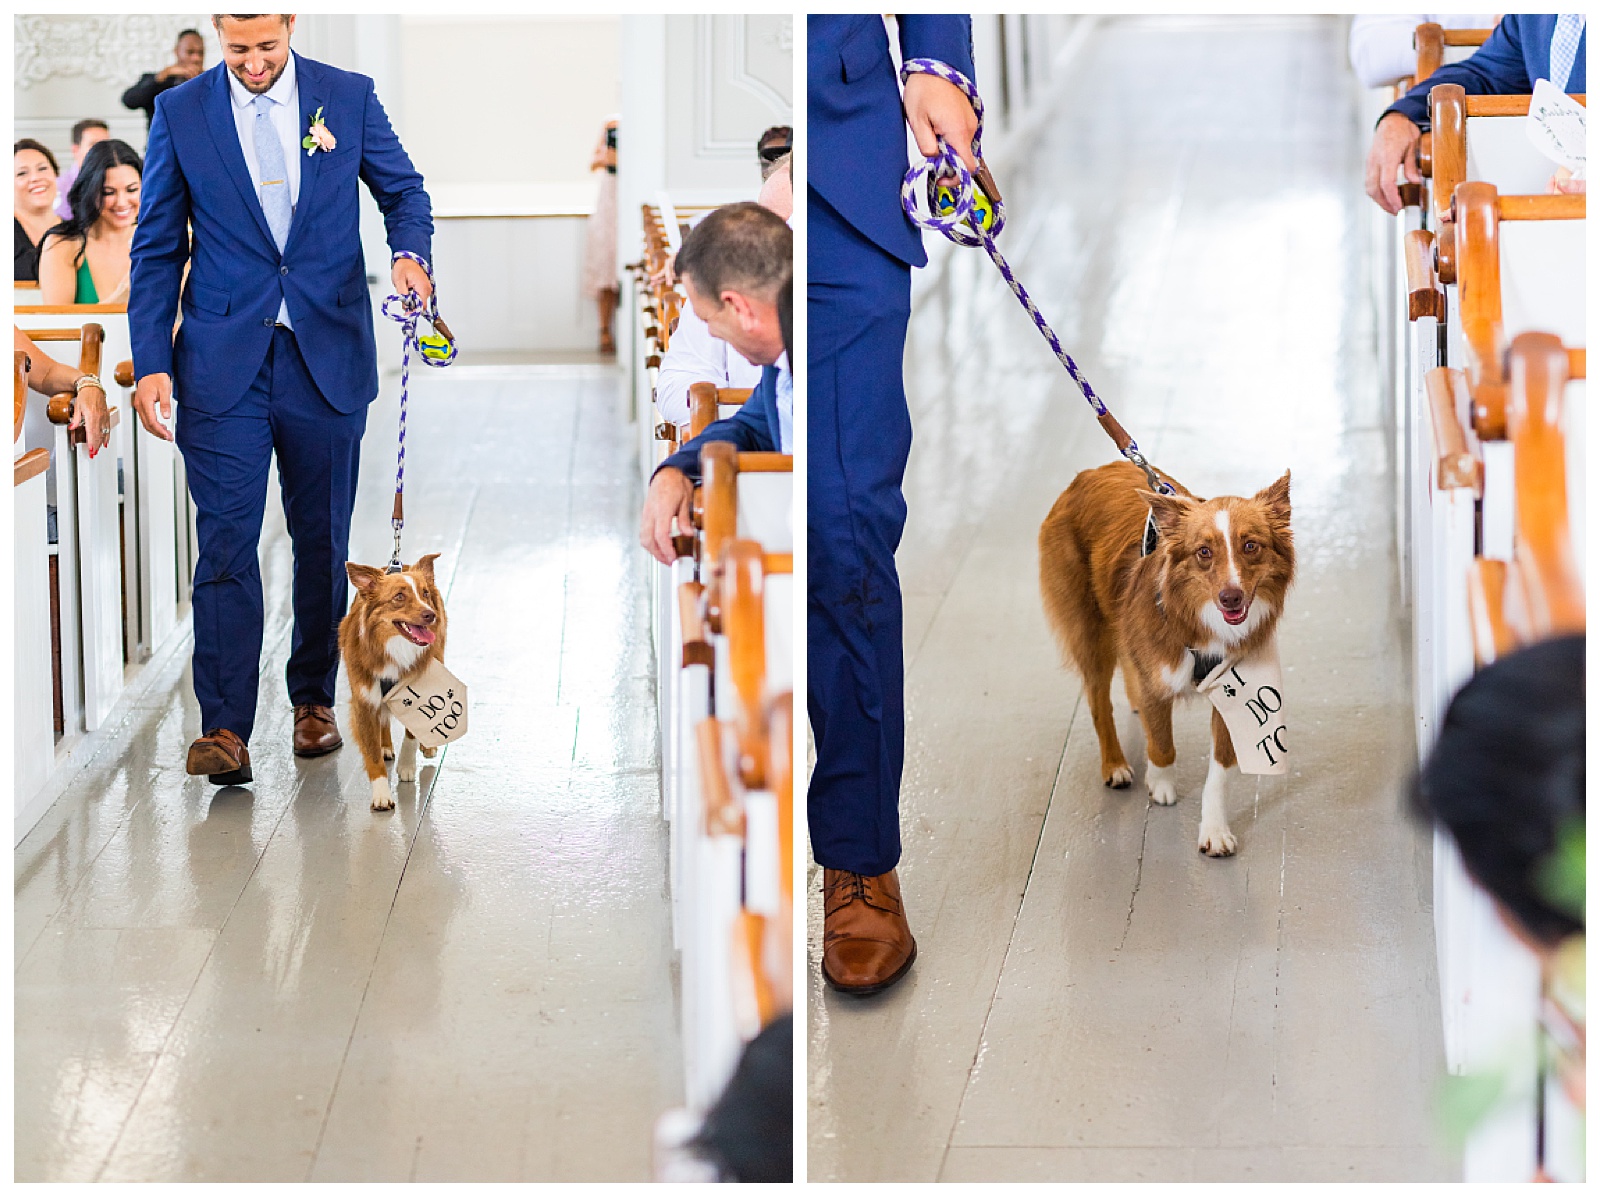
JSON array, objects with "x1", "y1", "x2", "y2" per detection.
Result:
[
  {"x1": 122, "y1": 28, "x2": 206, "y2": 130},
  {"x1": 655, "y1": 155, "x2": 791, "y2": 426},
  {"x1": 13, "y1": 325, "x2": 110, "y2": 456},
  {"x1": 14, "y1": 139, "x2": 60, "y2": 282},
  {"x1": 53, "y1": 119, "x2": 110, "y2": 222},
  {"x1": 38, "y1": 139, "x2": 142, "y2": 305},
  {"x1": 1411, "y1": 634, "x2": 1585, "y2": 1112},
  {"x1": 1366, "y1": 14, "x2": 1587, "y2": 213},
  {"x1": 640, "y1": 202, "x2": 792, "y2": 564}
]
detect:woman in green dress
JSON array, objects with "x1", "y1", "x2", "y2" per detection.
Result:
[{"x1": 38, "y1": 139, "x2": 142, "y2": 306}]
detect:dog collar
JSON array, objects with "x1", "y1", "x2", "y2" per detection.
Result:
[{"x1": 1190, "y1": 650, "x2": 1224, "y2": 686}]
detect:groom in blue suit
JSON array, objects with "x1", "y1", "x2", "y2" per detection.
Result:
[
  {"x1": 130, "y1": 14, "x2": 433, "y2": 785},
  {"x1": 808, "y1": 15, "x2": 978, "y2": 995}
]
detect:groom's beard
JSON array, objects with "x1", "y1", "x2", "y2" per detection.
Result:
[{"x1": 228, "y1": 57, "x2": 288, "y2": 95}]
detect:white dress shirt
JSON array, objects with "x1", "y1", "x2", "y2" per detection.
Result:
[
  {"x1": 227, "y1": 53, "x2": 301, "y2": 326},
  {"x1": 1348, "y1": 14, "x2": 1498, "y2": 89},
  {"x1": 774, "y1": 353, "x2": 793, "y2": 455},
  {"x1": 654, "y1": 302, "x2": 764, "y2": 426}
]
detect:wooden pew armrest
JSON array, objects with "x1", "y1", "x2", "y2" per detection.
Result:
[
  {"x1": 14, "y1": 447, "x2": 50, "y2": 487},
  {"x1": 1424, "y1": 368, "x2": 1483, "y2": 492},
  {"x1": 1403, "y1": 229, "x2": 1443, "y2": 319}
]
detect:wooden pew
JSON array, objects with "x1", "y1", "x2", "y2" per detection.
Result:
[
  {"x1": 1451, "y1": 182, "x2": 1585, "y2": 439},
  {"x1": 1411, "y1": 23, "x2": 1492, "y2": 89},
  {"x1": 26, "y1": 323, "x2": 127, "y2": 732}
]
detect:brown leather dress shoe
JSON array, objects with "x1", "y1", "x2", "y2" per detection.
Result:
[
  {"x1": 186, "y1": 729, "x2": 252, "y2": 786},
  {"x1": 821, "y1": 868, "x2": 917, "y2": 995},
  {"x1": 292, "y1": 704, "x2": 343, "y2": 757}
]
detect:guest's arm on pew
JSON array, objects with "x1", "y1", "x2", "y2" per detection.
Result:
[
  {"x1": 128, "y1": 98, "x2": 192, "y2": 442},
  {"x1": 1367, "y1": 16, "x2": 1547, "y2": 215},
  {"x1": 1365, "y1": 112, "x2": 1425, "y2": 215},
  {"x1": 640, "y1": 368, "x2": 780, "y2": 565},
  {"x1": 14, "y1": 326, "x2": 108, "y2": 454},
  {"x1": 1550, "y1": 167, "x2": 1586, "y2": 195}
]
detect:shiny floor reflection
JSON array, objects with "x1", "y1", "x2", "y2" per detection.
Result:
[
  {"x1": 15, "y1": 366, "x2": 682, "y2": 1181},
  {"x1": 806, "y1": 16, "x2": 1451, "y2": 1183}
]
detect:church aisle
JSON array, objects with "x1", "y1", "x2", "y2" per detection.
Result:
[
  {"x1": 807, "y1": 17, "x2": 1451, "y2": 1182},
  {"x1": 16, "y1": 365, "x2": 682, "y2": 1182}
]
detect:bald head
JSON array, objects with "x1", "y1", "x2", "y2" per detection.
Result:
[{"x1": 757, "y1": 154, "x2": 792, "y2": 222}]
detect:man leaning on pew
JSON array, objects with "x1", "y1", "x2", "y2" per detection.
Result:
[
  {"x1": 1366, "y1": 13, "x2": 1587, "y2": 213},
  {"x1": 639, "y1": 202, "x2": 793, "y2": 564}
]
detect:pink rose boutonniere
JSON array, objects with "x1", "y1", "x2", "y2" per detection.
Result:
[{"x1": 302, "y1": 106, "x2": 336, "y2": 156}]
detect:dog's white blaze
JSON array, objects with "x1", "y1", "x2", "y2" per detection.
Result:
[
  {"x1": 1215, "y1": 509, "x2": 1240, "y2": 587},
  {"x1": 405, "y1": 577, "x2": 424, "y2": 607}
]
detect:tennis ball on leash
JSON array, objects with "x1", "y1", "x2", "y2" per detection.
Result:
[
  {"x1": 933, "y1": 180, "x2": 997, "y2": 232},
  {"x1": 418, "y1": 335, "x2": 453, "y2": 362}
]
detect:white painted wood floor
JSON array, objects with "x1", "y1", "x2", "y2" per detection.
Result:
[
  {"x1": 16, "y1": 364, "x2": 683, "y2": 1181},
  {"x1": 806, "y1": 16, "x2": 1453, "y2": 1182}
]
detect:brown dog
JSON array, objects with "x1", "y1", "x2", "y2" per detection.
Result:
[
  {"x1": 339, "y1": 555, "x2": 448, "y2": 811},
  {"x1": 1039, "y1": 462, "x2": 1294, "y2": 856}
]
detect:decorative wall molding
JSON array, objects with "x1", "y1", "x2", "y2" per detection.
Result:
[
  {"x1": 14, "y1": 14, "x2": 208, "y2": 89},
  {"x1": 696, "y1": 14, "x2": 792, "y2": 158}
]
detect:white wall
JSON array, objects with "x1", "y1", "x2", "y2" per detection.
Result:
[{"x1": 14, "y1": 13, "x2": 218, "y2": 157}]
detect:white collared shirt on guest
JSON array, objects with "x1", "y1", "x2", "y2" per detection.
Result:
[
  {"x1": 775, "y1": 352, "x2": 792, "y2": 455},
  {"x1": 227, "y1": 52, "x2": 300, "y2": 326}
]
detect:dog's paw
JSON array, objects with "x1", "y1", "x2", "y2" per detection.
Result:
[
  {"x1": 1146, "y1": 763, "x2": 1179, "y2": 806},
  {"x1": 369, "y1": 778, "x2": 395, "y2": 811},
  {"x1": 421, "y1": 743, "x2": 437, "y2": 759},
  {"x1": 1198, "y1": 824, "x2": 1237, "y2": 857},
  {"x1": 1104, "y1": 763, "x2": 1134, "y2": 789},
  {"x1": 382, "y1": 746, "x2": 395, "y2": 762},
  {"x1": 397, "y1": 752, "x2": 417, "y2": 784}
]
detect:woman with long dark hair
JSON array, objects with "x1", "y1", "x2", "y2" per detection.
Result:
[
  {"x1": 14, "y1": 138, "x2": 60, "y2": 282},
  {"x1": 38, "y1": 138, "x2": 142, "y2": 305}
]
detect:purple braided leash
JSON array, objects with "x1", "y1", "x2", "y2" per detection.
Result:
[
  {"x1": 380, "y1": 251, "x2": 457, "y2": 571},
  {"x1": 900, "y1": 58, "x2": 1174, "y2": 497}
]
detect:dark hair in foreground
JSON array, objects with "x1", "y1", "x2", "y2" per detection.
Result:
[
  {"x1": 177, "y1": 27, "x2": 204, "y2": 42},
  {"x1": 1410, "y1": 634, "x2": 1585, "y2": 946},
  {"x1": 14, "y1": 138, "x2": 60, "y2": 175},
  {"x1": 211, "y1": 14, "x2": 289, "y2": 28},
  {"x1": 44, "y1": 139, "x2": 143, "y2": 247},
  {"x1": 690, "y1": 1012, "x2": 792, "y2": 1181},
  {"x1": 675, "y1": 202, "x2": 791, "y2": 305},
  {"x1": 70, "y1": 119, "x2": 109, "y2": 146}
]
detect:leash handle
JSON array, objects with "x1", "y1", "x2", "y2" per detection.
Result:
[{"x1": 898, "y1": 59, "x2": 1174, "y2": 498}]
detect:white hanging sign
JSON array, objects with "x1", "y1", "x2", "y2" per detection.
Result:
[
  {"x1": 384, "y1": 656, "x2": 469, "y2": 749},
  {"x1": 1528, "y1": 78, "x2": 1586, "y2": 180},
  {"x1": 1196, "y1": 641, "x2": 1288, "y2": 776}
]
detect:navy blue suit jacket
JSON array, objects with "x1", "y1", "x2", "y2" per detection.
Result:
[
  {"x1": 657, "y1": 364, "x2": 782, "y2": 481},
  {"x1": 1386, "y1": 15, "x2": 1587, "y2": 128},
  {"x1": 130, "y1": 54, "x2": 433, "y2": 414},
  {"x1": 809, "y1": 15, "x2": 974, "y2": 267}
]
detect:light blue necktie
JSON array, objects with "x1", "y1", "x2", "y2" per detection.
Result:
[
  {"x1": 253, "y1": 95, "x2": 291, "y2": 252},
  {"x1": 1549, "y1": 14, "x2": 1585, "y2": 93}
]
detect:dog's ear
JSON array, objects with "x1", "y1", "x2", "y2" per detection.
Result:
[
  {"x1": 1137, "y1": 489, "x2": 1194, "y2": 538},
  {"x1": 411, "y1": 552, "x2": 440, "y2": 581},
  {"x1": 1254, "y1": 471, "x2": 1291, "y2": 526},
  {"x1": 346, "y1": 562, "x2": 383, "y2": 593}
]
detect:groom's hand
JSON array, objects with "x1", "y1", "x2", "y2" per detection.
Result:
[
  {"x1": 904, "y1": 71, "x2": 979, "y2": 177},
  {"x1": 392, "y1": 257, "x2": 432, "y2": 305},
  {"x1": 133, "y1": 373, "x2": 175, "y2": 442}
]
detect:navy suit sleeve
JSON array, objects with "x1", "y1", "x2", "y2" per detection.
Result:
[
  {"x1": 1385, "y1": 16, "x2": 1531, "y2": 128},
  {"x1": 898, "y1": 15, "x2": 975, "y2": 81},
  {"x1": 128, "y1": 94, "x2": 192, "y2": 381},
  {"x1": 655, "y1": 371, "x2": 779, "y2": 481},
  {"x1": 357, "y1": 77, "x2": 433, "y2": 263}
]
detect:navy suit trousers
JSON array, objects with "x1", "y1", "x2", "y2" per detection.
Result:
[
  {"x1": 808, "y1": 189, "x2": 914, "y2": 876},
  {"x1": 176, "y1": 327, "x2": 365, "y2": 742}
]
